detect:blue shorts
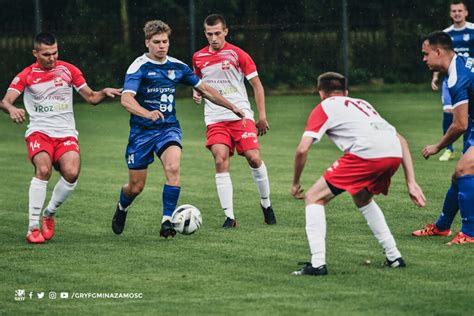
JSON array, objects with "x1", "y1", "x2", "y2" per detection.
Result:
[
  {"x1": 442, "y1": 78, "x2": 453, "y2": 111},
  {"x1": 463, "y1": 123, "x2": 474, "y2": 154},
  {"x1": 125, "y1": 123, "x2": 182, "y2": 169}
]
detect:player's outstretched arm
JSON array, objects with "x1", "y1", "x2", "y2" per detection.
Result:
[
  {"x1": 78, "y1": 86, "x2": 122, "y2": 105},
  {"x1": 248, "y1": 76, "x2": 269, "y2": 136},
  {"x1": 0, "y1": 90, "x2": 26, "y2": 124},
  {"x1": 194, "y1": 82, "x2": 245, "y2": 119},
  {"x1": 291, "y1": 136, "x2": 313, "y2": 199},
  {"x1": 397, "y1": 133, "x2": 426, "y2": 207},
  {"x1": 121, "y1": 92, "x2": 163, "y2": 121},
  {"x1": 422, "y1": 103, "x2": 468, "y2": 159}
]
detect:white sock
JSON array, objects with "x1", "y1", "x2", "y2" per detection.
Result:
[
  {"x1": 306, "y1": 204, "x2": 327, "y2": 268},
  {"x1": 29, "y1": 177, "x2": 48, "y2": 230},
  {"x1": 250, "y1": 161, "x2": 271, "y2": 208},
  {"x1": 162, "y1": 215, "x2": 172, "y2": 223},
  {"x1": 215, "y1": 173, "x2": 234, "y2": 219},
  {"x1": 43, "y1": 177, "x2": 77, "y2": 217},
  {"x1": 358, "y1": 200, "x2": 401, "y2": 261}
]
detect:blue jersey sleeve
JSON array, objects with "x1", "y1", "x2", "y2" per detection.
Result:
[
  {"x1": 179, "y1": 64, "x2": 201, "y2": 87},
  {"x1": 123, "y1": 64, "x2": 143, "y2": 94},
  {"x1": 449, "y1": 63, "x2": 471, "y2": 108}
]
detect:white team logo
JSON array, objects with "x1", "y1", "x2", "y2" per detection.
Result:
[
  {"x1": 14, "y1": 289, "x2": 25, "y2": 301},
  {"x1": 12, "y1": 77, "x2": 20, "y2": 85},
  {"x1": 33, "y1": 78, "x2": 42, "y2": 83},
  {"x1": 54, "y1": 77, "x2": 65, "y2": 87},
  {"x1": 463, "y1": 33, "x2": 470, "y2": 41},
  {"x1": 221, "y1": 60, "x2": 230, "y2": 70},
  {"x1": 167, "y1": 70, "x2": 176, "y2": 80},
  {"x1": 127, "y1": 154, "x2": 135, "y2": 165}
]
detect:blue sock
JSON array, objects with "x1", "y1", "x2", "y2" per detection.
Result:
[
  {"x1": 436, "y1": 183, "x2": 459, "y2": 231},
  {"x1": 163, "y1": 184, "x2": 180, "y2": 218},
  {"x1": 119, "y1": 189, "x2": 136, "y2": 210},
  {"x1": 443, "y1": 112, "x2": 454, "y2": 151},
  {"x1": 458, "y1": 175, "x2": 474, "y2": 237}
]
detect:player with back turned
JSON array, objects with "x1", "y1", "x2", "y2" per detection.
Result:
[{"x1": 290, "y1": 72, "x2": 426, "y2": 276}]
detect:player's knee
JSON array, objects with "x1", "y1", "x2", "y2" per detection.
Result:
[
  {"x1": 35, "y1": 165, "x2": 52, "y2": 180},
  {"x1": 454, "y1": 165, "x2": 469, "y2": 178},
  {"x1": 214, "y1": 156, "x2": 229, "y2": 170},
  {"x1": 61, "y1": 168, "x2": 80, "y2": 183},
  {"x1": 164, "y1": 161, "x2": 180, "y2": 175},
  {"x1": 247, "y1": 156, "x2": 262, "y2": 168},
  {"x1": 129, "y1": 183, "x2": 145, "y2": 196}
]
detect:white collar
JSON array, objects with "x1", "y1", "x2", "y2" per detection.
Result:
[{"x1": 143, "y1": 53, "x2": 168, "y2": 65}]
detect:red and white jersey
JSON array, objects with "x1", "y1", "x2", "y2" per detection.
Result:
[
  {"x1": 8, "y1": 60, "x2": 87, "y2": 138},
  {"x1": 193, "y1": 42, "x2": 257, "y2": 125},
  {"x1": 304, "y1": 96, "x2": 402, "y2": 159}
]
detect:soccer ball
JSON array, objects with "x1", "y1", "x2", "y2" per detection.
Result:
[{"x1": 171, "y1": 204, "x2": 202, "y2": 235}]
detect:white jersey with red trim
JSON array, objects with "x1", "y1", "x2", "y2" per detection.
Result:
[
  {"x1": 8, "y1": 60, "x2": 87, "y2": 138},
  {"x1": 193, "y1": 42, "x2": 257, "y2": 125},
  {"x1": 303, "y1": 96, "x2": 402, "y2": 159}
]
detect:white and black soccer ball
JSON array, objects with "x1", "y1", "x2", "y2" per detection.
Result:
[{"x1": 171, "y1": 204, "x2": 202, "y2": 235}]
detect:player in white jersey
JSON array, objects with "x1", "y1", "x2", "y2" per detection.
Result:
[
  {"x1": 0, "y1": 32, "x2": 121, "y2": 244},
  {"x1": 192, "y1": 14, "x2": 276, "y2": 228},
  {"x1": 290, "y1": 72, "x2": 426, "y2": 276}
]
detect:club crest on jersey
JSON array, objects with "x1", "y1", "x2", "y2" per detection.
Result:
[
  {"x1": 167, "y1": 70, "x2": 176, "y2": 80},
  {"x1": 54, "y1": 77, "x2": 65, "y2": 87},
  {"x1": 221, "y1": 60, "x2": 230, "y2": 70},
  {"x1": 464, "y1": 33, "x2": 470, "y2": 41}
]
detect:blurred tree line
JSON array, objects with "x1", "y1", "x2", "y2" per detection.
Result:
[{"x1": 0, "y1": 0, "x2": 458, "y2": 92}]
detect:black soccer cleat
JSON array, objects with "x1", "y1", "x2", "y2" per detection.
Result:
[
  {"x1": 291, "y1": 262, "x2": 328, "y2": 276},
  {"x1": 112, "y1": 204, "x2": 128, "y2": 235},
  {"x1": 261, "y1": 204, "x2": 277, "y2": 225},
  {"x1": 222, "y1": 217, "x2": 238, "y2": 229},
  {"x1": 160, "y1": 220, "x2": 176, "y2": 238},
  {"x1": 384, "y1": 257, "x2": 406, "y2": 268}
]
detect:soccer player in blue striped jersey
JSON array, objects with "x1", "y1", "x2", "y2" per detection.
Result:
[
  {"x1": 417, "y1": 31, "x2": 474, "y2": 245},
  {"x1": 112, "y1": 20, "x2": 245, "y2": 238},
  {"x1": 431, "y1": 1, "x2": 473, "y2": 161}
]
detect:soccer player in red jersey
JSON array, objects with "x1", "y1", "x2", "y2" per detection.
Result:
[
  {"x1": 0, "y1": 32, "x2": 121, "y2": 243},
  {"x1": 290, "y1": 72, "x2": 426, "y2": 276},
  {"x1": 192, "y1": 14, "x2": 276, "y2": 228}
]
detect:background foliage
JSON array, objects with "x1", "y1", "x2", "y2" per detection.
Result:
[{"x1": 0, "y1": 0, "x2": 460, "y2": 90}]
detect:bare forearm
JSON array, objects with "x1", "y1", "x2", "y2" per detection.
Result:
[
  {"x1": 293, "y1": 150, "x2": 308, "y2": 185},
  {"x1": 88, "y1": 90, "x2": 107, "y2": 105},
  {"x1": 202, "y1": 88, "x2": 235, "y2": 111},
  {"x1": 436, "y1": 123, "x2": 466, "y2": 150},
  {"x1": 254, "y1": 85, "x2": 266, "y2": 119},
  {"x1": 398, "y1": 135, "x2": 416, "y2": 184}
]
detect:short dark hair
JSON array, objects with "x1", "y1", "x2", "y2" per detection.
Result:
[
  {"x1": 450, "y1": 0, "x2": 467, "y2": 10},
  {"x1": 204, "y1": 14, "x2": 227, "y2": 28},
  {"x1": 422, "y1": 31, "x2": 453, "y2": 51},
  {"x1": 34, "y1": 32, "x2": 56, "y2": 47},
  {"x1": 317, "y1": 72, "x2": 346, "y2": 94}
]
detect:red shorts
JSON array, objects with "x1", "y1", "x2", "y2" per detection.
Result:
[
  {"x1": 25, "y1": 132, "x2": 80, "y2": 164},
  {"x1": 206, "y1": 119, "x2": 260, "y2": 156},
  {"x1": 323, "y1": 152, "x2": 401, "y2": 196}
]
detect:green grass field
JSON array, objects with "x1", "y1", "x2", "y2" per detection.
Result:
[{"x1": 1, "y1": 92, "x2": 473, "y2": 315}]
